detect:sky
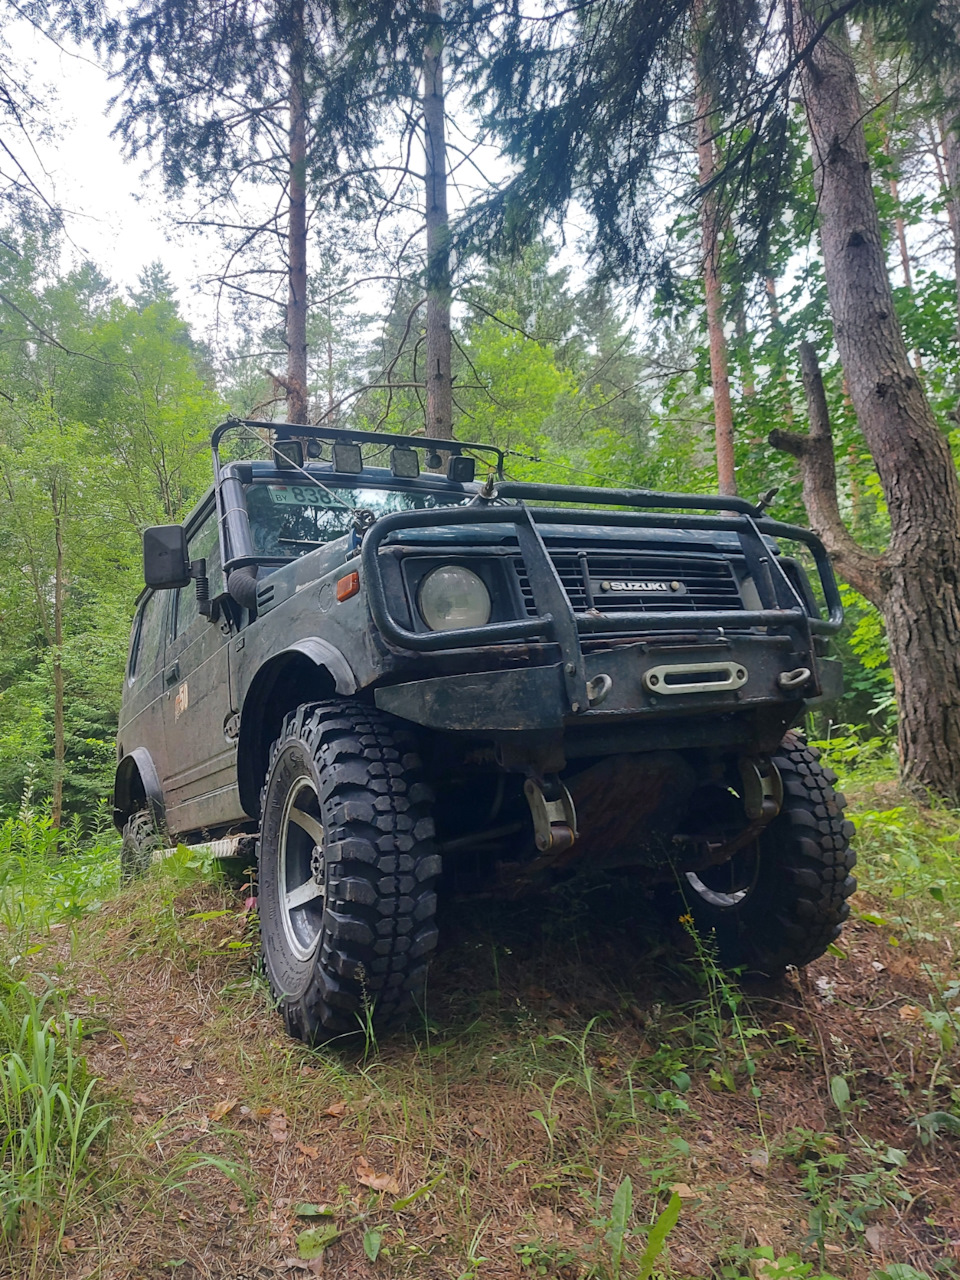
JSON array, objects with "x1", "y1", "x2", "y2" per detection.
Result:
[
  {"x1": 8, "y1": 15, "x2": 519, "y2": 351},
  {"x1": 11, "y1": 16, "x2": 224, "y2": 337},
  {"x1": 8, "y1": 11, "x2": 601, "y2": 355}
]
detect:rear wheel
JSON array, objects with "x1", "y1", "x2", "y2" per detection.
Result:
[
  {"x1": 120, "y1": 810, "x2": 161, "y2": 882},
  {"x1": 680, "y1": 733, "x2": 856, "y2": 975},
  {"x1": 257, "y1": 700, "x2": 440, "y2": 1044}
]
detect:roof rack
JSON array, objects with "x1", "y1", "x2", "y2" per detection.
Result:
[{"x1": 211, "y1": 418, "x2": 505, "y2": 477}]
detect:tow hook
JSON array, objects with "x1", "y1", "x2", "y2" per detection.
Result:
[
  {"x1": 778, "y1": 666, "x2": 811, "y2": 691},
  {"x1": 586, "y1": 673, "x2": 613, "y2": 707},
  {"x1": 523, "y1": 774, "x2": 578, "y2": 853}
]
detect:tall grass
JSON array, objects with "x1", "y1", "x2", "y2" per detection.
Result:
[
  {"x1": 0, "y1": 979, "x2": 108, "y2": 1254},
  {"x1": 0, "y1": 794, "x2": 118, "y2": 1267}
]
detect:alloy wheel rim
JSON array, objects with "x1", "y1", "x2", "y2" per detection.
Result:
[
  {"x1": 278, "y1": 775, "x2": 326, "y2": 960},
  {"x1": 684, "y1": 843, "x2": 760, "y2": 909}
]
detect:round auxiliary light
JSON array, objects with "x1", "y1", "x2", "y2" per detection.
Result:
[{"x1": 418, "y1": 565, "x2": 492, "y2": 632}]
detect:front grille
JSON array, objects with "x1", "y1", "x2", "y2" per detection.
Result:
[{"x1": 514, "y1": 548, "x2": 743, "y2": 618}]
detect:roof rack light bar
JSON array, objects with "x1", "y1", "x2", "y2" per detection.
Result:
[{"x1": 211, "y1": 418, "x2": 505, "y2": 477}]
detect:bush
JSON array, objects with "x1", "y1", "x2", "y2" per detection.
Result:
[{"x1": 0, "y1": 802, "x2": 120, "y2": 939}]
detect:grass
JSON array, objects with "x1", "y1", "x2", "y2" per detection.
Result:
[
  {"x1": 0, "y1": 978, "x2": 109, "y2": 1262},
  {"x1": 2, "y1": 743, "x2": 960, "y2": 1278},
  {"x1": 0, "y1": 805, "x2": 121, "y2": 1275}
]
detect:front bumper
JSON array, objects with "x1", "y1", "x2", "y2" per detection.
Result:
[
  {"x1": 362, "y1": 484, "x2": 843, "y2": 738},
  {"x1": 374, "y1": 638, "x2": 843, "y2": 734}
]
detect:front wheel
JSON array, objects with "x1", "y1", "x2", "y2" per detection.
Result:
[
  {"x1": 257, "y1": 700, "x2": 440, "y2": 1044},
  {"x1": 679, "y1": 733, "x2": 856, "y2": 975}
]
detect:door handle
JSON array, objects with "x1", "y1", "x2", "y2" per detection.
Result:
[{"x1": 165, "y1": 663, "x2": 180, "y2": 685}]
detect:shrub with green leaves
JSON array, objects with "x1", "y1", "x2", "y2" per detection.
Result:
[{"x1": 0, "y1": 802, "x2": 120, "y2": 940}]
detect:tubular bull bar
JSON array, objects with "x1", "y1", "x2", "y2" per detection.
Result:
[{"x1": 361, "y1": 483, "x2": 843, "y2": 720}]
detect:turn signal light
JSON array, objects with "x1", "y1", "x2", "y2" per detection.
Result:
[{"x1": 336, "y1": 571, "x2": 360, "y2": 602}]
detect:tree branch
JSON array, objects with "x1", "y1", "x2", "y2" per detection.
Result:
[
  {"x1": 769, "y1": 341, "x2": 887, "y2": 606},
  {"x1": 0, "y1": 291, "x2": 111, "y2": 365}
]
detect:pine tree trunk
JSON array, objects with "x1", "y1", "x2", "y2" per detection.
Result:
[
  {"x1": 889, "y1": 175, "x2": 914, "y2": 292},
  {"x1": 286, "y1": 0, "x2": 309, "y2": 427},
  {"x1": 765, "y1": 276, "x2": 794, "y2": 425},
  {"x1": 936, "y1": 1, "x2": 960, "y2": 342},
  {"x1": 51, "y1": 477, "x2": 65, "y2": 830},
  {"x1": 889, "y1": 170, "x2": 923, "y2": 371},
  {"x1": 941, "y1": 117, "x2": 960, "y2": 345},
  {"x1": 327, "y1": 323, "x2": 334, "y2": 422},
  {"x1": 423, "y1": 0, "x2": 453, "y2": 440},
  {"x1": 862, "y1": 37, "x2": 921, "y2": 367},
  {"x1": 733, "y1": 304, "x2": 755, "y2": 399},
  {"x1": 694, "y1": 11, "x2": 737, "y2": 496},
  {"x1": 795, "y1": 0, "x2": 960, "y2": 801}
]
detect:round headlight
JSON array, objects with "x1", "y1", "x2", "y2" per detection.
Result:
[{"x1": 418, "y1": 565, "x2": 492, "y2": 631}]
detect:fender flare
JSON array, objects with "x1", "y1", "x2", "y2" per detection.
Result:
[
  {"x1": 281, "y1": 637, "x2": 358, "y2": 696},
  {"x1": 113, "y1": 747, "x2": 166, "y2": 833},
  {"x1": 236, "y1": 638, "x2": 359, "y2": 817}
]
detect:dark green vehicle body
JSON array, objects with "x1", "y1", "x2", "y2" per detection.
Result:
[{"x1": 116, "y1": 420, "x2": 855, "y2": 1041}]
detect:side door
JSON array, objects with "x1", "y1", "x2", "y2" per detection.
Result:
[
  {"x1": 160, "y1": 503, "x2": 245, "y2": 835},
  {"x1": 117, "y1": 589, "x2": 171, "y2": 808}
]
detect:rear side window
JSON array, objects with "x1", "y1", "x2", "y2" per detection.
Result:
[{"x1": 129, "y1": 592, "x2": 167, "y2": 679}]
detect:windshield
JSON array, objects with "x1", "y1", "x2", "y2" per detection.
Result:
[{"x1": 245, "y1": 481, "x2": 468, "y2": 560}]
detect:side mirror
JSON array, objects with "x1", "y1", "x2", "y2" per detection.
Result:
[{"x1": 143, "y1": 525, "x2": 190, "y2": 589}]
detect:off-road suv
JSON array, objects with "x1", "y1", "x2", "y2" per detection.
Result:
[{"x1": 116, "y1": 419, "x2": 855, "y2": 1043}]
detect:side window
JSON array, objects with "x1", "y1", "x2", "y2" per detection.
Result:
[
  {"x1": 175, "y1": 506, "x2": 223, "y2": 637},
  {"x1": 127, "y1": 610, "x2": 143, "y2": 679},
  {"x1": 130, "y1": 592, "x2": 167, "y2": 679}
]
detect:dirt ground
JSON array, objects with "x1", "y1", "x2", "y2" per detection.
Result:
[{"x1": 17, "y1": 847, "x2": 960, "y2": 1280}]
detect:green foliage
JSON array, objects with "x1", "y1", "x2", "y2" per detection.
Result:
[
  {"x1": 589, "y1": 1178, "x2": 681, "y2": 1280},
  {"x1": 604, "y1": 1174, "x2": 631, "y2": 1278},
  {"x1": 456, "y1": 316, "x2": 576, "y2": 476},
  {"x1": 0, "y1": 230, "x2": 222, "y2": 822},
  {"x1": 635, "y1": 1191, "x2": 682, "y2": 1280},
  {"x1": 849, "y1": 799, "x2": 960, "y2": 912},
  {"x1": 720, "y1": 1250, "x2": 842, "y2": 1280},
  {"x1": 871, "y1": 1268, "x2": 936, "y2": 1280},
  {"x1": 832, "y1": 587, "x2": 895, "y2": 732},
  {"x1": 0, "y1": 797, "x2": 120, "y2": 939},
  {"x1": 807, "y1": 727, "x2": 897, "y2": 787},
  {"x1": 514, "y1": 1239, "x2": 580, "y2": 1274},
  {"x1": 791, "y1": 1142, "x2": 910, "y2": 1263}
]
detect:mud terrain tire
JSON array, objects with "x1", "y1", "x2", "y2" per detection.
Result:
[
  {"x1": 257, "y1": 700, "x2": 440, "y2": 1044},
  {"x1": 120, "y1": 809, "x2": 161, "y2": 882},
  {"x1": 681, "y1": 733, "x2": 856, "y2": 975}
]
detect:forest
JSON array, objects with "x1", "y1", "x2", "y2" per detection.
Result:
[{"x1": 2, "y1": 1, "x2": 960, "y2": 1278}]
